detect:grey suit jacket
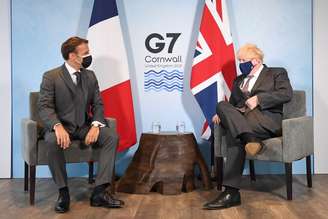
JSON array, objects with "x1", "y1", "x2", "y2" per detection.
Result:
[
  {"x1": 37, "y1": 64, "x2": 105, "y2": 133},
  {"x1": 229, "y1": 65, "x2": 293, "y2": 124}
]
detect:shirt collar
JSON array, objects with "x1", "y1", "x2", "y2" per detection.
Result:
[
  {"x1": 251, "y1": 64, "x2": 264, "y2": 78},
  {"x1": 65, "y1": 62, "x2": 80, "y2": 75}
]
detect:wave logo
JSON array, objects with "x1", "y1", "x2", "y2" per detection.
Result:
[{"x1": 144, "y1": 69, "x2": 183, "y2": 92}]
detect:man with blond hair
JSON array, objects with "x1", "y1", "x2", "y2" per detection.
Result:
[{"x1": 203, "y1": 44, "x2": 293, "y2": 210}]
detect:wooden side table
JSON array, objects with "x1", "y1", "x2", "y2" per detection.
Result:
[{"x1": 117, "y1": 132, "x2": 212, "y2": 195}]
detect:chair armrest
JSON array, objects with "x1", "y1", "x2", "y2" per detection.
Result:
[
  {"x1": 214, "y1": 123, "x2": 227, "y2": 157},
  {"x1": 282, "y1": 116, "x2": 313, "y2": 162},
  {"x1": 21, "y1": 118, "x2": 38, "y2": 165},
  {"x1": 105, "y1": 117, "x2": 117, "y2": 132}
]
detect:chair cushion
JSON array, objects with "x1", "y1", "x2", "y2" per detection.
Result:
[
  {"x1": 246, "y1": 137, "x2": 283, "y2": 162},
  {"x1": 283, "y1": 90, "x2": 306, "y2": 119},
  {"x1": 37, "y1": 140, "x2": 101, "y2": 165}
]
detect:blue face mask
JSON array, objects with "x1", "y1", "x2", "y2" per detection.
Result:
[{"x1": 239, "y1": 61, "x2": 254, "y2": 76}]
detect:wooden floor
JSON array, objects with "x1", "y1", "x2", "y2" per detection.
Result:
[{"x1": 0, "y1": 175, "x2": 328, "y2": 219}]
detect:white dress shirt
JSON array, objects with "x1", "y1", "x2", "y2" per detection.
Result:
[
  {"x1": 240, "y1": 64, "x2": 264, "y2": 92},
  {"x1": 65, "y1": 62, "x2": 80, "y2": 85}
]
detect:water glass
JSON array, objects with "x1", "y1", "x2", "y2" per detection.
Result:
[
  {"x1": 152, "y1": 122, "x2": 161, "y2": 133},
  {"x1": 176, "y1": 121, "x2": 185, "y2": 133}
]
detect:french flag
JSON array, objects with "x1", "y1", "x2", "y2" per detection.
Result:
[{"x1": 87, "y1": 0, "x2": 137, "y2": 152}]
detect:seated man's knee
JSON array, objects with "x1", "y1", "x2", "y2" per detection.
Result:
[
  {"x1": 44, "y1": 132, "x2": 62, "y2": 153},
  {"x1": 217, "y1": 101, "x2": 230, "y2": 114},
  {"x1": 99, "y1": 128, "x2": 119, "y2": 144},
  {"x1": 109, "y1": 132, "x2": 119, "y2": 145},
  {"x1": 44, "y1": 132, "x2": 58, "y2": 145}
]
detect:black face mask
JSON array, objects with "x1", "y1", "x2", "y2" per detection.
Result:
[
  {"x1": 81, "y1": 55, "x2": 92, "y2": 68},
  {"x1": 239, "y1": 61, "x2": 254, "y2": 76}
]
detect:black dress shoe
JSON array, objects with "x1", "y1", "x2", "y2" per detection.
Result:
[
  {"x1": 203, "y1": 190, "x2": 241, "y2": 210},
  {"x1": 55, "y1": 193, "x2": 70, "y2": 213},
  {"x1": 90, "y1": 190, "x2": 124, "y2": 208}
]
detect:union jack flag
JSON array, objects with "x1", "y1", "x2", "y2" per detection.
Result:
[{"x1": 190, "y1": 0, "x2": 237, "y2": 139}]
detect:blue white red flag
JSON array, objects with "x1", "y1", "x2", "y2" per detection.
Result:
[
  {"x1": 87, "y1": 0, "x2": 137, "y2": 151},
  {"x1": 190, "y1": 0, "x2": 237, "y2": 139}
]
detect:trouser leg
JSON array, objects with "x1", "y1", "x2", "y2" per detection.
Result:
[
  {"x1": 94, "y1": 127, "x2": 118, "y2": 186},
  {"x1": 221, "y1": 130, "x2": 245, "y2": 189},
  {"x1": 45, "y1": 132, "x2": 68, "y2": 189},
  {"x1": 73, "y1": 125, "x2": 118, "y2": 187},
  {"x1": 217, "y1": 101, "x2": 280, "y2": 140},
  {"x1": 216, "y1": 101, "x2": 253, "y2": 138}
]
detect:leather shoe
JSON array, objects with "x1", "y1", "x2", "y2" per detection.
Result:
[
  {"x1": 90, "y1": 190, "x2": 124, "y2": 208},
  {"x1": 203, "y1": 190, "x2": 241, "y2": 210},
  {"x1": 54, "y1": 193, "x2": 70, "y2": 213},
  {"x1": 245, "y1": 142, "x2": 263, "y2": 156}
]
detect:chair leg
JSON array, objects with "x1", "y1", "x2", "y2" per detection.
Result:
[
  {"x1": 285, "y1": 162, "x2": 292, "y2": 200},
  {"x1": 306, "y1": 155, "x2": 312, "y2": 188},
  {"x1": 216, "y1": 157, "x2": 223, "y2": 191},
  {"x1": 29, "y1": 165, "x2": 36, "y2": 205},
  {"x1": 24, "y1": 162, "x2": 28, "y2": 191},
  {"x1": 88, "y1": 161, "x2": 94, "y2": 184},
  {"x1": 249, "y1": 160, "x2": 256, "y2": 181},
  {"x1": 111, "y1": 163, "x2": 116, "y2": 194}
]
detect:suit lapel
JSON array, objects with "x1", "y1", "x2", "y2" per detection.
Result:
[
  {"x1": 80, "y1": 68, "x2": 89, "y2": 104},
  {"x1": 60, "y1": 64, "x2": 77, "y2": 95},
  {"x1": 251, "y1": 65, "x2": 270, "y2": 94},
  {"x1": 237, "y1": 74, "x2": 247, "y2": 88}
]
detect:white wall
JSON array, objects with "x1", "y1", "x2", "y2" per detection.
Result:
[
  {"x1": 314, "y1": 0, "x2": 328, "y2": 174},
  {"x1": 0, "y1": 0, "x2": 12, "y2": 178}
]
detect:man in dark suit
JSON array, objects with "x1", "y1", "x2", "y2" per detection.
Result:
[
  {"x1": 203, "y1": 44, "x2": 293, "y2": 210},
  {"x1": 38, "y1": 36, "x2": 124, "y2": 213}
]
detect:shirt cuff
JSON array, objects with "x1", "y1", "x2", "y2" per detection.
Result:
[
  {"x1": 91, "y1": 121, "x2": 106, "y2": 128},
  {"x1": 53, "y1": 123, "x2": 61, "y2": 130}
]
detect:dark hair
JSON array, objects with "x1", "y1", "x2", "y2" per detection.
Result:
[{"x1": 61, "y1": 36, "x2": 88, "y2": 60}]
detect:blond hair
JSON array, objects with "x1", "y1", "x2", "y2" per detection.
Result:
[{"x1": 237, "y1": 43, "x2": 264, "y2": 62}]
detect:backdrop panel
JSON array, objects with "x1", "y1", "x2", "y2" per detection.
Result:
[{"x1": 11, "y1": 0, "x2": 313, "y2": 177}]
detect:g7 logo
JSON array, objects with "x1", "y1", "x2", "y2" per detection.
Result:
[{"x1": 145, "y1": 33, "x2": 181, "y2": 53}]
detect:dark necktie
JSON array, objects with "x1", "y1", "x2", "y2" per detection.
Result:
[
  {"x1": 236, "y1": 75, "x2": 255, "y2": 113},
  {"x1": 73, "y1": 72, "x2": 81, "y2": 87},
  {"x1": 73, "y1": 71, "x2": 85, "y2": 127},
  {"x1": 241, "y1": 75, "x2": 254, "y2": 97}
]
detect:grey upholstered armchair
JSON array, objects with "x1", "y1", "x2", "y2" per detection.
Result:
[
  {"x1": 214, "y1": 90, "x2": 313, "y2": 200},
  {"x1": 21, "y1": 92, "x2": 118, "y2": 205}
]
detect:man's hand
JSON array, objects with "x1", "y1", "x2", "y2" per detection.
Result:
[
  {"x1": 85, "y1": 126, "x2": 100, "y2": 145},
  {"x1": 212, "y1": 114, "x2": 221, "y2": 124},
  {"x1": 54, "y1": 124, "x2": 71, "y2": 149},
  {"x1": 245, "y1": 95, "x2": 259, "y2": 110}
]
